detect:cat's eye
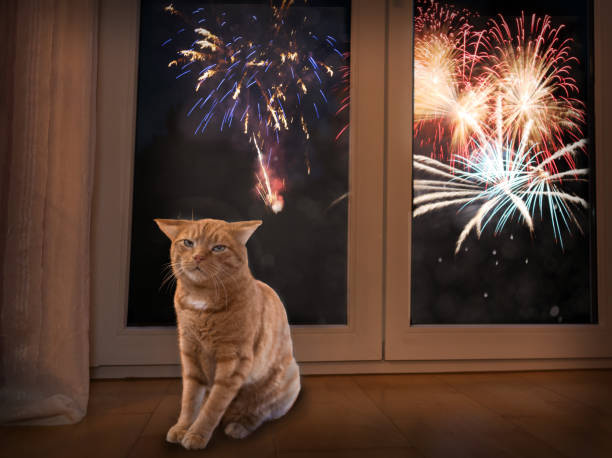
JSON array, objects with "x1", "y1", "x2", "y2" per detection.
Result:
[
  {"x1": 211, "y1": 245, "x2": 226, "y2": 253},
  {"x1": 183, "y1": 239, "x2": 194, "y2": 248}
]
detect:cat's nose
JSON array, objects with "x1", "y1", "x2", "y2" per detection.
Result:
[{"x1": 193, "y1": 254, "x2": 204, "y2": 262}]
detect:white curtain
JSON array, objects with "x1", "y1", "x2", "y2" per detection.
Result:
[{"x1": 0, "y1": 0, "x2": 98, "y2": 424}]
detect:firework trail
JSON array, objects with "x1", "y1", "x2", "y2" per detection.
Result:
[
  {"x1": 252, "y1": 134, "x2": 284, "y2": 213},
  {"x1": 163, "y1": 2, "x2": 347, "y2": 212},
  {"x1": 334, "y1": 53, "x2": 350, "y2": 141}
]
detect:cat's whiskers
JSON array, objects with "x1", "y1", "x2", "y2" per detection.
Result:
[
  {"x1": 214, "y1": 264, "x2": 241, "y2": 312},
  {"x1": 160, "y1": 261, "x2": 182, "y2": 291},
  {"x1": 173, "y1": 266, "x2": 187, "y2": 282},
  {"x1": 196, "y1": 262, "x2": 221, "y2": 303},
  {"x1": 207, "y1": 264, "x2": 229, "y2": 310},
  {"x1": 160, "y1": 272, "x2": 177, "y2": 291},
  {"x1": 211, "y1": 274, "x2": 223, "y2": 306},
  {"x1": 208, "y1": 263, "x2": 240, "y2": 289}
]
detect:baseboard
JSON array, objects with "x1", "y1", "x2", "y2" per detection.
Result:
[
  {"x1": 90, "y1": 357, "x2": 612, "y2": 379},
  {"x1": 91, "y1": 364, "x2": 182, "y2": 379}
]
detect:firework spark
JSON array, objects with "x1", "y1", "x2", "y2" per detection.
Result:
[{"x1": 414, "y1": 0, "x2": 472, "y2": 36}]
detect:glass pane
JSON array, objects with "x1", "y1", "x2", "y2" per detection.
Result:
[
  {"x1": 128, "y1": 0, "x2": 351, "y2": 325},
  {"x1": 411, "y1": 0, "x2": 596, "y2": 324}
]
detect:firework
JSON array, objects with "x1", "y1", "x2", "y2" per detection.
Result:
[
  {"x1": 413, "y1": 35, "x2": 459, "y2": 121},
  {"x1": 413, "y1": 2, "x2": 586, "y2": 169},
  {"x1": 412, "y1": 2, "x2": 590, "y2": 255},
  {"x1": 413, "y1": 0, "x2": 490, "y2": 157},
  {"x1": 413, "y1": 35, "x2": 493, "y2": 157},
  {"x1": 485, "y1": 12, "x2": 586, "y2": 165},
  {"x1": 164, "y1": 2, "x2": 347, "y2": 211},
  {"x1": 413, "y1": 132, "x2": 588, "y2": 253}
]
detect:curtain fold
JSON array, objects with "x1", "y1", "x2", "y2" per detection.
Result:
[{"x1": 0, "y1": 0, "x2": 98, "y2": 425}]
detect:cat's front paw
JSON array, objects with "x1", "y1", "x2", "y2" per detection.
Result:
[
  {"x1": 166, "y1": 424, "x2": 188, "y2": 444},
  {"x1": 181, "y1": 431, "x2": 211, "y2": 450}
]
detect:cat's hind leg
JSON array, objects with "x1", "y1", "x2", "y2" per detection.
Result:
[
  {"x1": 221, "y1": 392, "x2": 261, "y2": 439},
  {"x1": 222, "y1": 365, "x2": 301, "y2": 439},
  {"x1": 223, "y1": 421, "x2": 253, "y2": 439},
  {"x1": 267, "y1": 369, "x2": 300, "y2": 421},
  {"x1": 222, "y1": 384, "x2": 272, "y2": 439}
]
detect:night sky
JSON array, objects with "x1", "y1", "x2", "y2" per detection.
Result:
[
  {"x1": 128, "y1": 0, "x2": 351, "y2": 326},
  {"x1": 411, "y1": 0, "x2": 597, "y2": 324}
]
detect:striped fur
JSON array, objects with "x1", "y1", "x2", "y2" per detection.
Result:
[{"x1": 154, "y1": 218, "x2": 300, "y2": 450}]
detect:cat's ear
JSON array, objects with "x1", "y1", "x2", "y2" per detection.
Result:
[
  {"x1": 154, "y1": 218, "x2": 189, "y2": 240},
  {"x1": 229, "y1": 220, "x2": 262, "y2": 245}
]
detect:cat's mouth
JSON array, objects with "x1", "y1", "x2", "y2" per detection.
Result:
[{"x1": 182, "y1": 265, "x2": 207, "y2": 283}]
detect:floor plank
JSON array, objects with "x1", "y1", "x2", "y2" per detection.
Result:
[
  {"x1": 0, "y1": 413, "x2": 150, "y2": 458},
  {"x1": 517, "y1": 370, "x2": 612, "y2": 416},
  {"x1": 354, "y1": 373, "x2": 567, "y2": 458},
  {"x1": 272, "y1": 375, "x2": 411, "y2": 452},
  {"x1": 438, "y1": 371, "x2": 612, "y2": 458},
  {"x1": 277, "y1": 447, "x2": 424, "y2": 458},
  {"x1": 88, "y1": 378, "x2": 172, "y2": 416}
]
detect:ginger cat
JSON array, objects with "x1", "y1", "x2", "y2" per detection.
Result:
[{"x1": 155, "y1": 218, "x2": 300, "y2": 450}]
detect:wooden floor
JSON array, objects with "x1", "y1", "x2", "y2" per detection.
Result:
[{"x1": 2, "y1": 370, "x2": 611, "y2": 458}]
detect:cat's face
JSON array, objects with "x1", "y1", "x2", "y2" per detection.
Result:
[{"x1": 154, "y1": 218, "x2": 261, "y2": 286}]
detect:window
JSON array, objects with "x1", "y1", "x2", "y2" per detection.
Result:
[
  {"x1": 410, "y1": 0, "x2": 596, "y2": 325},
  {"x1": 92, "y1": 0, "x2": 612, "y2": 376},
  {"x1": 128, "y1": 0, "x2": 351, "y2": 326}
]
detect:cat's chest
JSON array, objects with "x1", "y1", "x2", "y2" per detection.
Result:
[{"x1": 181, "y1": 294, "x2": 210, "y2": 311}]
